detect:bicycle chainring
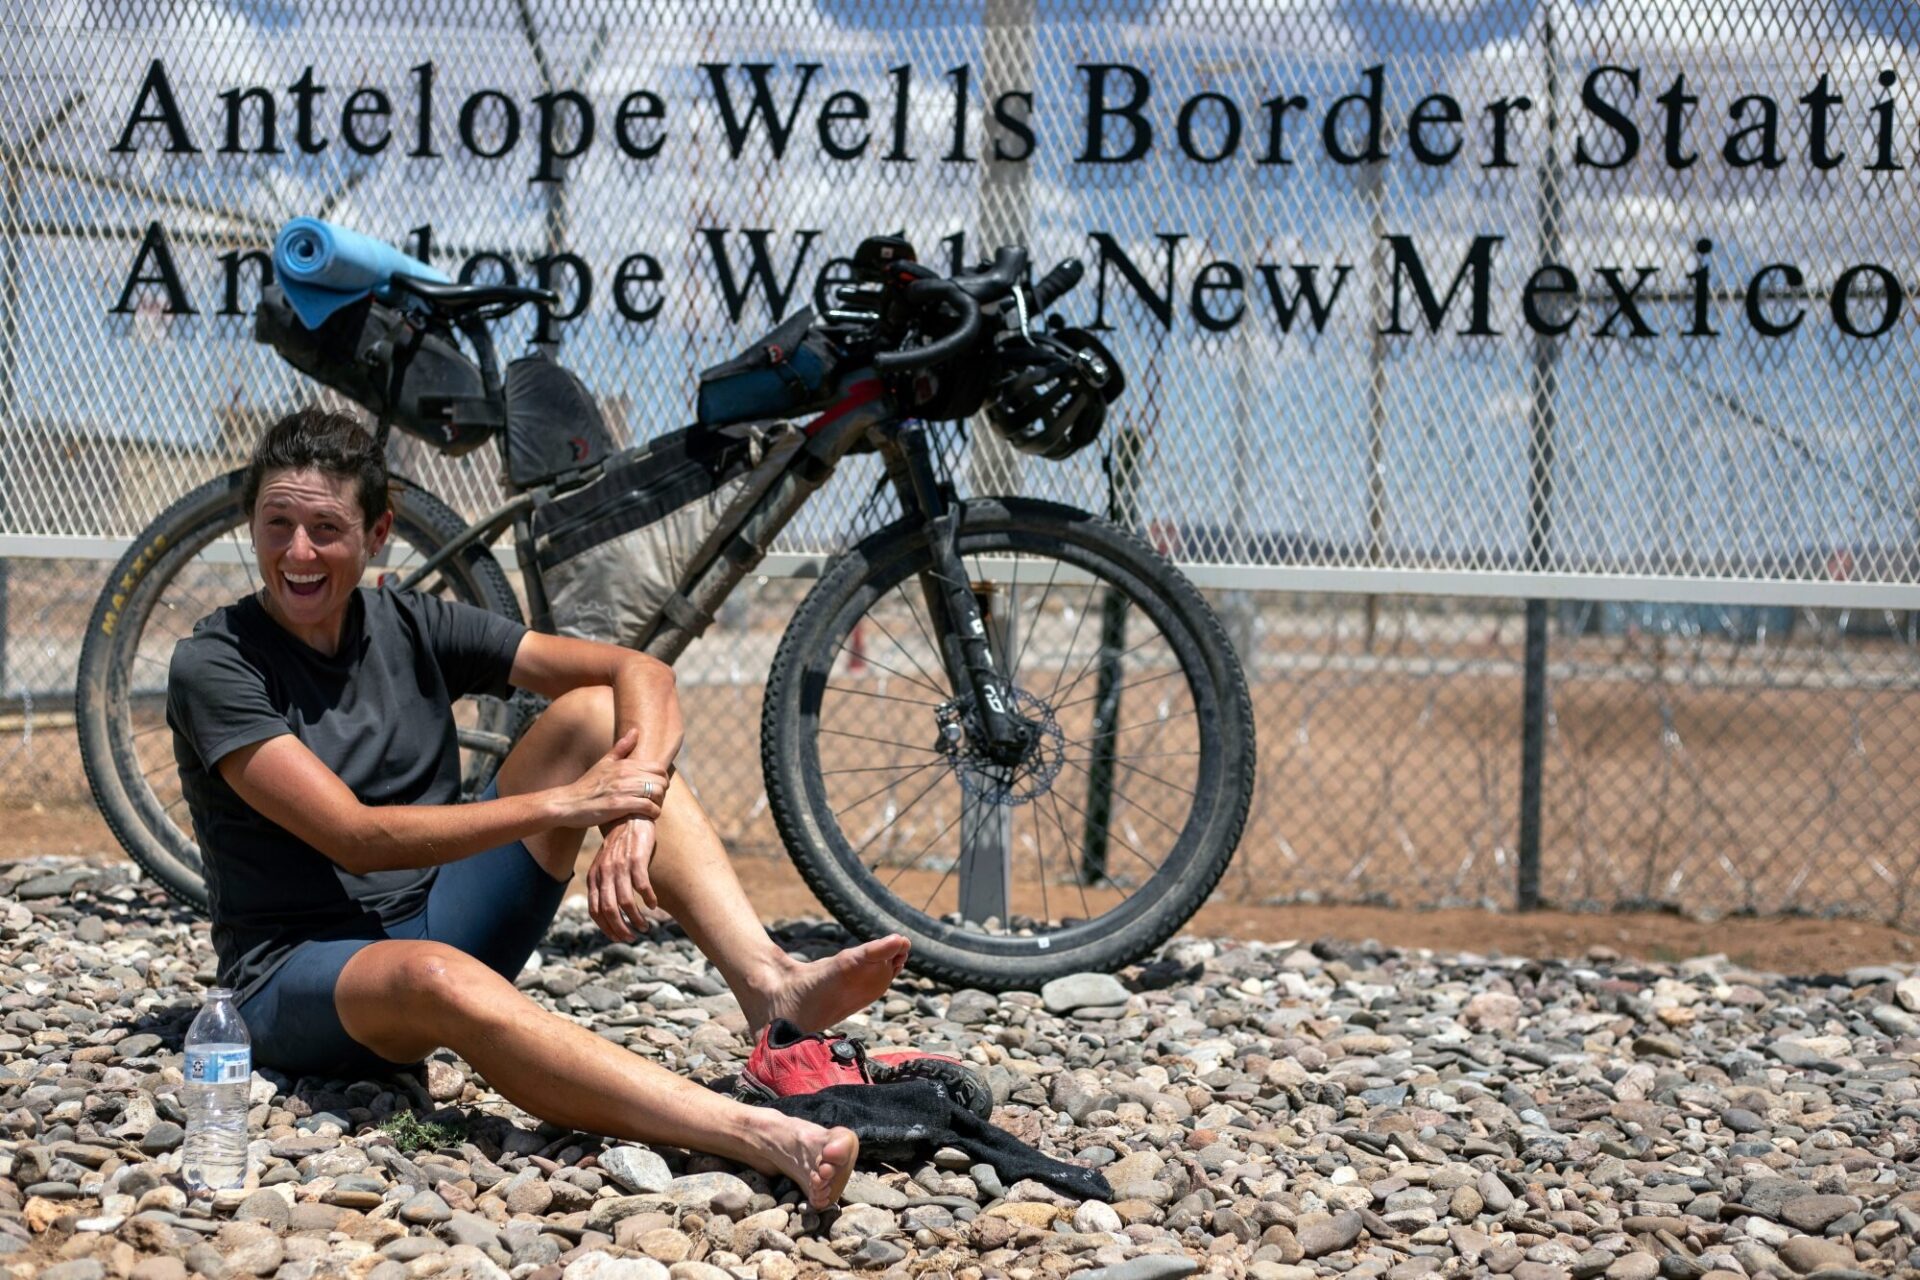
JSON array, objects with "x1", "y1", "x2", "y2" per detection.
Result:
[{"x1": 934, "y1": 687, "x2": 1066, "y2": 805}]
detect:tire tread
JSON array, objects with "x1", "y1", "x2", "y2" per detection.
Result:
[{"x1": 761, "y1": 496, "x2": 1254, "y2": 990}]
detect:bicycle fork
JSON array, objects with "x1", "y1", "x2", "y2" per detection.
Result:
[
  {"x1": 887, "y1": 425, "x2": 1034, "y2": 768},
  {"x1": 884, "y1": 424, "x2": 1036, "y2": 927}
]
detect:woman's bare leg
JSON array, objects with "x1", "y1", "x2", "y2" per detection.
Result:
[
  {"x1": 493, "y1": 687, "x2": 909, "y2": 1033},
  {"x1": 333, "y1": 939, "x2": 859, "y2": 1207}
]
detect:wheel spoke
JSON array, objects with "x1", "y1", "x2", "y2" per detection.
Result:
[
  {"x1": 880, "y1": 805, "x2": 964, "y2": 891},
  {"x1": 1012, "y1": 556, "x2": 1062, "y2": 679},
  {"x1": 956, "y1": 790, "x2": 1011, "y2": 926},
  {"x1": 820, "y1": 760, "x2": 949, "y2": 777},
  {"x1": 1026, "y1": 796, "x2": 1051, "y2": 926},
  {"x1": 855, "y1": 608, "x2": 947, "y2": 698},
  {"x1": 1053, "y1": 665, "x2": 1185, "y2": 713},
  {"x1": 1042, "y1": 787, "x2": 1096, "y2": 921},
  {"x1": 818, "y1": 726, "x2": 941, "y2": 754},
  {"x1": 229, "y1": 527, "x2": 256, "y2": 593},
  {"x1": 1088, "y1": 706, "x2": 1200, "y2": 741},
  {"x1": 1045, "y1": 781, "x2": 1164, "y2": 879},
  {"x1": 851, "y1": 769, "x2": 951, "y2": 861},
  {"x1": 894, "y1": 580, "x2": 945, "y2": 680},
  {"x1": 1051, "y1": 634, "x2": 1161, "y2": 708},
  {"x1": 1061, "y1": 756, "x2": 1188, "y2": 841},
  {"x1": 1087, "y1": 753, "x2": 1199, "y2": 799},
  {"x1": 832, "y1": 759, "x2": 944, "y2": 820},
  {"x1": 823, "y1": 682, "x2": 942, "y2": 708},
  {"x1": 1047, "y1": 582, "x2": 1100, "y2": 704},
  {"x1": 832, "y1": 643, "x2": 946, "y2": 697}
]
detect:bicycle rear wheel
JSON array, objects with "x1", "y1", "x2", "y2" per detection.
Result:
[
  {"x1": 75, "y1": 469, "x2": 523, "y2": 914},
  {"x1": 761, "y1": 496, "x2": 1254, "y2": 990}
]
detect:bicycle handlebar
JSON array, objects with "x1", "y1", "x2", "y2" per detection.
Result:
[
  {"x1": 872, "y1": 278, "x2": 982, "y2": 372},
  {"x1": 1032, "y1": 259, "x2": 1085, "y2": 310},
  {"x1": 952, "y1": 247, "x2": 1028, "y2": 298}
]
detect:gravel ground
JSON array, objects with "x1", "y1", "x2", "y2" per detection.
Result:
[{"x1": 1, "y1": 855, "x2": 1918, "y2": 1280}]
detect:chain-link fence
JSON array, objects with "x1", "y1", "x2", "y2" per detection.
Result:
[
  {"x1": 2, "y1": 1, "x2": 1918, "y2": 924},
  {"x1": 8, "y1": 557, "x2": 1917, "y2": 924}
]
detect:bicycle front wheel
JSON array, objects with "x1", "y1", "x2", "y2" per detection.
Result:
[
  {"x1": 762, "y1": 496, "x2": 1255, "y2": 990},
  {"x1": 75, "y1": 469, "x2": 523, "y2": 914}
]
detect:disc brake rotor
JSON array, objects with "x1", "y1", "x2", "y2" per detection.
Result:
[{"x1": 934, "y1": 687, "x2": 1066, "y2": 805}]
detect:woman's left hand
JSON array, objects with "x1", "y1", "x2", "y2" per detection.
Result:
[{"x1": 589, "y1": 817, "x2": 661, "y2": 942}]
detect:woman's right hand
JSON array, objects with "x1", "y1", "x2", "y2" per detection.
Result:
[{"x1": 559, "y1": 729, "x2": 667, "y2": 828}]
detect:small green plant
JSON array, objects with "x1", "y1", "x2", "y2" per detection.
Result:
[{"x1": 379, "y1": 1110, "x2": 463, "y2": 1155}]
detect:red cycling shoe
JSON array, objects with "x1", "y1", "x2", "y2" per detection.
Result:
[{"x1": 736, "y1": 1018, "x2": 994, "y2": 1120}]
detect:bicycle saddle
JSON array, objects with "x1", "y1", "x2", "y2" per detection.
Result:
[{"x1": 390, "y1": 274, "x2": 558, "y2": 317}]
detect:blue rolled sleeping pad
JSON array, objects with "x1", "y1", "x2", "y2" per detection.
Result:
[{"x1": 271, "y1": 217, "x2": 450, "y2": 329}]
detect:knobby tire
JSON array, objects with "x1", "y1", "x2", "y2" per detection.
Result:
[{"x1": 760, "y1": 497, "x2": 1255, "y2": 990}]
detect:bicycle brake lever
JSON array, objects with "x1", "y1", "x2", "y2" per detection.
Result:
[
  {"x1": 824, "y1": 308, "x2": 881, "y2": 324},
  {"x1": 1011, "y1": 280, "x2": 1036, "y2": 339}
]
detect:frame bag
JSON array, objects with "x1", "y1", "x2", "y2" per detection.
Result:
[
  {"x1": 504, "y1": 350, "x2": 619, "y2": 488},
  {"x1": 530, "y1": 425, "x2": 799, "y2": 649}
]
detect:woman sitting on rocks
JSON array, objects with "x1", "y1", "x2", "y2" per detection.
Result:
[{"x1": 165, "y1": 407, "x2": 908, "y2": 1208}]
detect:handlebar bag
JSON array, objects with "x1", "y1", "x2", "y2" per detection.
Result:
[
  {"x1": 530, "y1": 425, "x2": 798, "y2": 649},
  {"x1": 504, "y1": 351, "x2": 619, "y2": 489},
  {"x1": 695, "y1": 309, "x2": 838, "y2": 426},
  {"x1": 254, "y1": 284, "x2": 498, "y2": 455}
]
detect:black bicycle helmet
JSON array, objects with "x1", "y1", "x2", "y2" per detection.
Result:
[{"x1": 983, "y1": 328, "x2": 1125, "y2": 461}]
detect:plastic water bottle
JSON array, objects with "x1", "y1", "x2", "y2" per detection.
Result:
[{"x1": 181, "y1": 987, "x2": 251, "y2": 1192}]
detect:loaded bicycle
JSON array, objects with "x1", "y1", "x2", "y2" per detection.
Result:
[{"x1": 77, "y1": 224, "x2": 1254, "y2": 990}]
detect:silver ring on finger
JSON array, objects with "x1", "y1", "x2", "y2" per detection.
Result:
[{"x1": 642, "y1": 781, "x2": 656, "y2": 802}]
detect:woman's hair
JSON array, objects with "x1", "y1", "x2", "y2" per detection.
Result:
[{"x1": 241, "y1": 407, "x2": 389, "y2": 530}]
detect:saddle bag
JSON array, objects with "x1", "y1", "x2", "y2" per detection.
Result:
[
  {"x1": 530, "y1": 424, "x2": 800, "y2": 648},
  {"x1": 504, "y1": 350, "x2": 620, "y2": 488},
  {"x1": 253, "y1": 284, "x2": 499, "y2": 454},
  {"x1": 695, "y1": 309, "x2": 839, "y2": 427}
]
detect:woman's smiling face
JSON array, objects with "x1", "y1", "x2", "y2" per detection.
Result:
[{"x1": 250, "y1": 466, "x2": 392, "y2": 652}]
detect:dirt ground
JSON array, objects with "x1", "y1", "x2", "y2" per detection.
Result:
[{"x1": 9, "y1": 800, "x2": 1913, "y2": 976}]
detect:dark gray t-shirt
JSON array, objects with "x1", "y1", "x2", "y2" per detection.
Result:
[{"x1": 166, "y1": 587, "x2": 527, "y2": 1004}]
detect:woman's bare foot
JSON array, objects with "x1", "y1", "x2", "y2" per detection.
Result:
[
  {"x1": 748, "y1": 935, "x2": 910, "y2": 1035},
  {"x1": 758, "y1": 1120, "x2": 860, "y2": 1209}
]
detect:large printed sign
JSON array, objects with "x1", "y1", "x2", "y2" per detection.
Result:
[
  {"x1": 107, "y1": 53, "x2": 1912, "y2": 341},
  {"x1": 6, "y1": 1, "x2": 1920, "y2": 590}
]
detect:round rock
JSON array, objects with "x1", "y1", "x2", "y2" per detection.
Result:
[
  {"x1": 1041, "y1": 972, "x2": 1132, "y2": 1013},
  {"x1": 601, "y1": 1146, "x2": 673, "y2": 1195},
  {"x1": 563, "y1": 1255, "x2": 672, "y2": 1280},
  {"x1": 1079, "y1": 1259, "x2": 1202, "y2": 1280},
  {"x1": 1298, "y1": 1210, "x2": 1363, "y2": 1258}
]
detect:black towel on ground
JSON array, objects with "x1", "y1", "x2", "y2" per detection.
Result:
[{"x1": 762, "y1": 1077, "x2": 1114, "y2": 1202}]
